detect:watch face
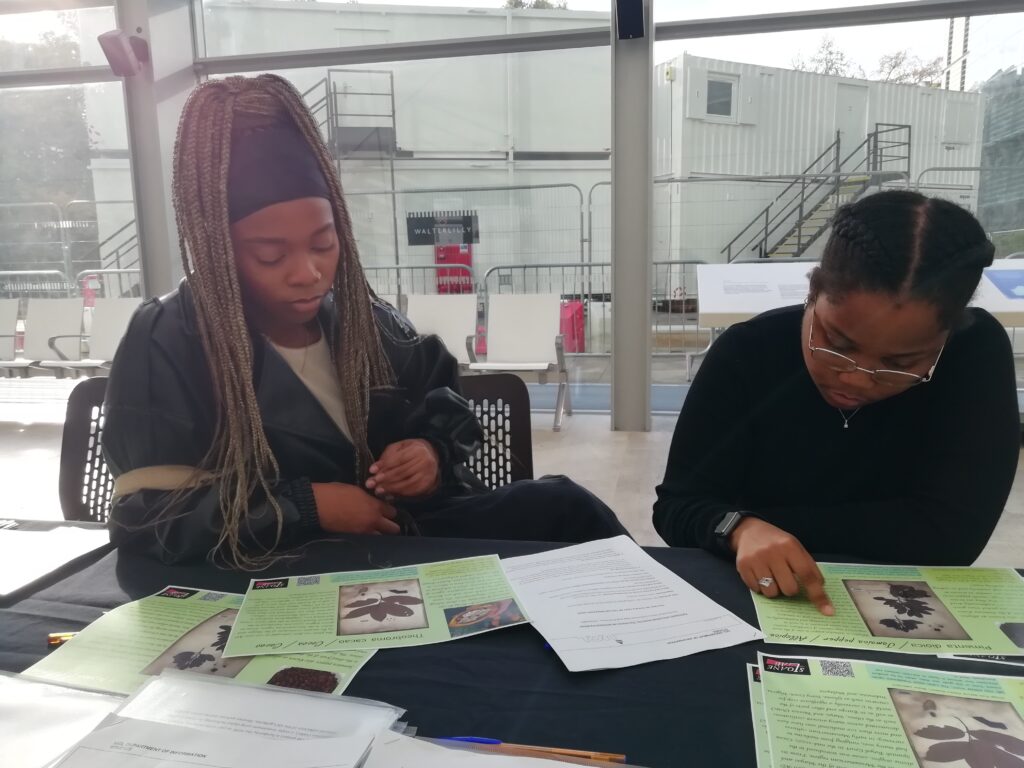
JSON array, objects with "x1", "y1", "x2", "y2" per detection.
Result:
[{"x1": 715, "y1": 511, "x2": 740, "y2": 537}]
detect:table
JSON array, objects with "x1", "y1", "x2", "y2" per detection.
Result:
[
  {"x1": 0, "y1": 519, "x2": 111, "y2": 602},
  {"x1": 3, "y1": 536, "x2": 1022, "y2": 768}
]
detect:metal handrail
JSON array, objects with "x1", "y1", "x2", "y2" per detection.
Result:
[{"x1": 723, "y1": 124, "x2": 910, "y2": 261}]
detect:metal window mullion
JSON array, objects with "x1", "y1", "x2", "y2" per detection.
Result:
[
  {"x1": 0, "y1": 65, "x2": 116, "y2": 89},
  {"x1": 611, "y1": 0, "x2": 653, "y2": 433},
  {"x1": 655, "y1": 0, "x2": 1023, "y2": 41}
]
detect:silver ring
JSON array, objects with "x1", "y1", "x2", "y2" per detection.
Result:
[{"x1": 758, "y1": 577, "x2": 775, "y2": 588}]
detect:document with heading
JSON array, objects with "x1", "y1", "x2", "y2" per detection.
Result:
[
  {"x1": 51, "y1": 716, "x2": 373, "y2": 768},
  {"x1": 501, "y1": 536, "x2": 762, "y2": 671}
]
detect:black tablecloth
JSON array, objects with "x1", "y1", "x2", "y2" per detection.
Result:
[{"x1": 3, "y1": 536, "x2": 1022, "y2": 768}]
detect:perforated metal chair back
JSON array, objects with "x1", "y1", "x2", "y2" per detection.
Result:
[
  {"x1": 59, "y1": 376, "x2": 115, "y2": 522},
  {"x1": 459, "y1": 373, "x2": 534, "y2": 489}
]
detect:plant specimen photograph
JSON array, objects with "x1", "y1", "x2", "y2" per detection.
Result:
[
  {"x1": 141, "y1": 609, "x2": 251, "y2": 677},
  {"x1": 337, "y1": 578, "x2": 428, "y2": 636},
  {"x1": 890, "y1": 688, "x2": 1024, "y2": 768},
  {"x1": 843, "y1": 580, "x2": 970, "y2": 640}
]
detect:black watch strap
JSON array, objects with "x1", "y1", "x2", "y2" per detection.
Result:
[{"x1": 712, "y1": 510, "x2": 751, "y2": 555}]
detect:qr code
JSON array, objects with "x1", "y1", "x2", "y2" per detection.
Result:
[
  {"x1": 820, "y1": 660, "x2": 854, "y2": 678},
  {"x1": 297, "y1": 575, "x2": 321, "y2": 586},
  {"x1": 200, "y1": 591, "x2": 226, "y2": 602}
]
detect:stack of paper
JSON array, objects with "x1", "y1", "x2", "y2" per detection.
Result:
[
  {"x1": 752, "y1": 563, "x2": 1024, "y2": 656},
  {"x1": 0, "y1": 526, "x2": 109, "y2": 596},
  {"x1": 23, "y1": 586, "x2": 376, "y2": 695},
  {"x1": 750, "y1": 652, "x2": 1024, "y2": 768},
  {"x1": 223, "y1": 555, "x2": 528, "y2": 657},
  {"x1": 0, "y1": 674, "x2": 123, "y2": 768},
  {"x1": 501, "y1": 536, "x2": 763, "y2": 671},
  {"x1": 39, "y1": 673, "x2": 602, "y2": 768}
]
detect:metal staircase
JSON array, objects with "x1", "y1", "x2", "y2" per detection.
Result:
[{"x1": 721, "y1": 123, "x2": 911, "y2": 262}]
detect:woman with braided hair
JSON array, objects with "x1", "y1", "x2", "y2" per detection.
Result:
[
  {"x1": 654, "y1": 190, "x2": 1018, "y2": 614},
  {"x1": 102, "y1": 75, "x2": 627, "y2": 566}
]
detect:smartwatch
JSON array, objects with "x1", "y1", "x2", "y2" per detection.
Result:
[{"x1": 713, "y1": 510, "x2": 751, "y2": 554}]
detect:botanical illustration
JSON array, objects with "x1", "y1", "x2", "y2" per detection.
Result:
[
  {"x1": 337, "y1": 578, "x2": 428, "y2": 636},
  {"x1": 890, "y1": 688, "x2": 1024, "y2": 767},
  {"x1": 843, "y1": 580, "x2": 971, "y2": 640},
  {"x1": 443, "y1": 599, "x2": 526, "y2": 638},
  {"x1": 141, "y1": 608, "x2": 251, "y2": 677}
]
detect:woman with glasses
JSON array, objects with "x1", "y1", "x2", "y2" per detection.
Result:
[{"x1": 653, "y1": 190, "x2": 1018, "y2": 615}]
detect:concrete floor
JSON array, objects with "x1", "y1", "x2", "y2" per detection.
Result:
[{"x1": 1, "y1": 376, "x2": 1021, "y2": 566}]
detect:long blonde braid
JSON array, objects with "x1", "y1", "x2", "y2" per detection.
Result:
[{"x1": 170, "y1": 75, "x2": 393, "y2": 569}]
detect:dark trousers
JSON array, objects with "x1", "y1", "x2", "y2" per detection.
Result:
[{"x1": 410, "y1": 475, "x2": 630, "y2": 544}]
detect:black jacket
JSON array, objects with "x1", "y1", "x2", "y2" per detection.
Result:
[
  {"x1": 102, "y1": 283, "x2": 483, "y2": 564},
  {"x1": 654, "y1": 306, "x2": 1019, "y2": 565}
]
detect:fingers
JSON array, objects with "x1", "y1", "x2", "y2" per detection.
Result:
[
  {"x1": 768, "y1": 555, "x2": 801, "y2": 597},
  {"x1": 737, "y1": 564, "x2": 760, "y2": 594},
  {"x1": 790, "y1": 555, "x2": 834, "y2": 616},
  {"x1": 375, "y1": 512, "x2": 401, "y2": 535},
  {"x1": 367, "y1": 442, "x2": 439, "y2": 498}
]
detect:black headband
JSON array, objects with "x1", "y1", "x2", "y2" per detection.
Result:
[{"x1": 227, "y1": 119, "x2": 331, "y2": 223}]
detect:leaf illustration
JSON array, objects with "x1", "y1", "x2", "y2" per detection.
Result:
[
  {"x1": 915, "y1": 725, "x2": 965, "y2": 740},
  {"x1": 975, "y1": 718, "x2": 1010, "y2": 731},
  {"x1": 926, "y1": 738, "x2": 1024, "y2": 768},
  {"x1": 381, "y1": 595, "x2": 423, "y2": 606},
  {"x1": 369, "y1": 605, "x2": 389, "y2": 622},
  {"x1": 974, "y1": 729, "x2": 1024, "y2": 755},
  {"x1": 172, "y1": 651, "x2": 215, "y2": 670},
  {"x1": 880, "y1": 618, "x2": 923, "y2": 632},
  {"x1": 344, "y1": 598, "x2": 379, "y2": 609},
  {"x1": 876, "y1": 597, "x2": 934, "y2": 618},
  {"x1": 343, "y1": 605, "x2": 377, "y2": 619},
  {"x1": 384, "y1": 603, "x2": 414, "y2": 617},
  {"x1": 923, "y1": 740, "x2": 972, "y2": 763},
  {"x1": 212, "y1": 625, "x2": 231, "y2": 652},
  {"x1": 889, "y1": 583, "x2": 930, "y2": 600}
]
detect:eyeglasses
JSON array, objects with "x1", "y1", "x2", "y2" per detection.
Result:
[{"x1": 807, "y1": 307, "x2": 944, "y2": 387}]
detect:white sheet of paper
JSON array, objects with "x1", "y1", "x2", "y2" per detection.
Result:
[
  {"x1": 116, "y1": 671, "x2": 402, "y2": 741},
  {"x1": 0, "y1": 527, "x2": 109, "y2": 595},
  {"x1": 502, "y1": 536, "x2": 762, "y2": 671},
  {"x1": 0, "y1": 673, "x2": 123, "y2": 768},
  {"x1": 51, "y1": 716, "x2": 372, "y2": 768},
  {"x1": 364, "y1": 732, "x2": 572, "y2": 767}
]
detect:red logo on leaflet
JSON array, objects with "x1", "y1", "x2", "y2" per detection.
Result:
[
  {"x1": 157, "y1": 587, "x2": 199, "y2": 599},
  {"x1": 762, "y1": 657, "x2": 810, "y2": 675},
  {"x1": 253, "y1": 579, "x2": 289, "y2": 590}
]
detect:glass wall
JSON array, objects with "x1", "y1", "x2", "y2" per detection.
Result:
[
  {"x1": 194, "y1": 0, "x2": 609, "y2": 56},
  {"x1": 226, "y1": 45, "x2": 612, "y2": 374},
  {"x1": 649, "y1": 11, "x2": 1024, "y2": 387},
  {"x1": 0, "y1": 4, "x2": 138, "y2": 300}
]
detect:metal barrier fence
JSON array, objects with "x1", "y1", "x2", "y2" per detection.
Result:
[
  {"x1": 0, "y1": 270, "x2": 74, "y2": 299},
  {"x1": 77, "y1": 268, "x2": 143, "y2": 300},
  {"x1": 363, "y1": 264, "x2": 476, "y2": 311},
  {"x1": 0, "y1": 200, "x2": 139, "y2": 280},
  {"x1": 482, "y1": 260, "x2": 707, "y2": 355},
  {"x1": 346, "y1": 184, "x2": 585, "y2": 271}
]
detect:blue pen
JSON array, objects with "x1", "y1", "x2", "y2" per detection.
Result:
[{"x1": 443, "y1": 737, "x2": 502, "y2": 744}]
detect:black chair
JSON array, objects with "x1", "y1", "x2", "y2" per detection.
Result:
[
  {"x1": 56, "y1": 373, "x2": 534, "y2": 520},
  {"x1": 59, "y1": 376, "x2": 114, "y2": 522},
  {"x1": 459, "y1": 373, "x2": 534, "y2": 489}
]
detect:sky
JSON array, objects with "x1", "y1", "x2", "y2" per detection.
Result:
[{"x1": 2, "y1": 2, "x2": 1022, "y2": 84}]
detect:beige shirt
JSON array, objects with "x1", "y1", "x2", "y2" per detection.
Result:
[{"x1": 270, "y1": 333, "x2": 353, "y2": 442}]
